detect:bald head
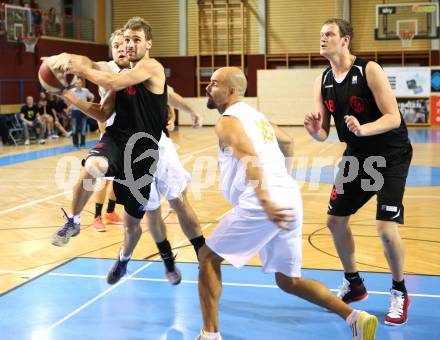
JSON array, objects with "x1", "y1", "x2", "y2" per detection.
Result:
[
  {"x1": 206, "y1": 67, "x2": 248, "y2": 113},
  {"x1": 215, "y1": 67, "x2": 247, "y2": 96}
]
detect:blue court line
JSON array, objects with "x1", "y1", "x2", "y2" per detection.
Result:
[
  {"x1": 0, "y1": 140, "x2": 98, "y2": 167},
  {"x1": 325, "y1": 127, "x2": 440, "y2": 144},
  {"x1": 0, "y1": 258, "x2": 439, "y2": 340},
  {"x1": 291, "y1": 165, "x2": 440, "y2": 187}
]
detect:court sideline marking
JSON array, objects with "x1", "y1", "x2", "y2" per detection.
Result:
[
  {"x1": 0, "y1": 190, "x2": 73, "y2": 216},
  {"x1": 0, "y1": 143, "x2": 218, "y2": 218},
  {"x1": 31, "y1": 209, "x2": 231, "y2": 340},
  {"x1": 45, "y1": 272, "x2": 440, "y2": 299}
]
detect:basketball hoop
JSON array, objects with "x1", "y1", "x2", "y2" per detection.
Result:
[
  {"x1": 398, "y1": 31, "x2": 415, "y2": 48},
  {"x1": 21, "y1": 35, "x2": 39, "y2": 53}
]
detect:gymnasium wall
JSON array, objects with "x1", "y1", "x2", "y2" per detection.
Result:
[
  {"x1": 186, "y1": 0, "x2": 261, "y2": 55},
  {"x1": 266, "y1": 0, "x2": 343, "y2": 54},
  {"x1": 179, "y1": 97, "x2": 259, "y2": 125},
  {"x1": 257, "y1": 68, "x2": 324, "y2": 125},
  {"x1": 157, "y1": 54, "x2": 265, "y2": 97},
  {"x1": 112, "y1": 0, "x2": 261, "y2": 56},
  {"x1": 178, "y1": 68, "x2": 321, "y2": 126},
  {"x1": 0, "y1": 37, "x2": 108, "y2": 104},
  {"x1": 351, "y1": 0, "x2": 431, "y2": 52},
  {"x1": 112, "y1": 0, "x2": 434, "y2": 57},
  {"x1": 156, "y1": 56, "x2": 197, "y2": 97},
  {"x1": 112, "y1": 0, "x2": 180, "y2": 56}
]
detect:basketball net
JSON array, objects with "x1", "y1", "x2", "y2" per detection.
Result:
[
  {"x1": 398, "y1": 31, "x2": 415, "y2": 48},
  {"x1": 21, "y1": 35, "x2": 39, "y2": 53}
]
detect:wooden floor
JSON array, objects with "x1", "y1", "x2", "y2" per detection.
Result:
[{"x1": 0, "y1": 127, "x2": 439, "y2": 294}]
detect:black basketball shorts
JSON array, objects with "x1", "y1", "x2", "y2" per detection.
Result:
[
  {"x1": 83, "y1": 133, "x2": 158, "y2": 219},
  {"x1": 327, "y1": 147, "x2": 412, "y2": 224}
]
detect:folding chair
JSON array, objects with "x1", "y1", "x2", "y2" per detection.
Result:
[{"x1": 8, "y1": 113, "x2": 24, "y2": 146}]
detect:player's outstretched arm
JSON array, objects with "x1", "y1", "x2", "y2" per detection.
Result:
[
  {"x1": 166, "y1": 105, "x2": 176, "y2": 132},
  {"x1": 44, "y1": 53, "x2": 100, "y2": 72},
  {"x1": 167, "y1": 86, "x2": 202, "y2": 128},
  {"x1": 66, "y1": 58, "x2": 163, "y2": 92},
  {"x1": 216, "y1": 116, "x2": 295, "y2": 229},
  {"x1": 61, "y1": 89, "x2": 115, "y2": 123}
]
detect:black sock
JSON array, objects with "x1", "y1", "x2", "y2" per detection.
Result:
[
  {"x1": 107, "y1": 199, "x2": 116, "y2": 213},
  {"x1": 156, "y1": 239, "x2": 175, "y2": 272},
  {"x1": 392, "y1": 279, "x2": 407, "y2": 294},
  {"x1": 190, "y1": 235, "x2": 205, "y2": 257},
  {"x1": 344, "y1": 272, "x2": 362, "y2": 284},
  {"x1": 95, "y1": 203, "x2": 103, "y2": 218}
]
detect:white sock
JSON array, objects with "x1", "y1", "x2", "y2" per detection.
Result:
[
  {"x1": 201, "y1": 330, "x2": 221, "y2": 340},
  {"x1": 69, "y1": 214, "x2": 81, "y2": 224},
  {"x1": 119, "y1": 249, "x2": 131, "y2": 262},
  {"x1": 346, "y1": 309, "x2": 361, "y2": 325}
]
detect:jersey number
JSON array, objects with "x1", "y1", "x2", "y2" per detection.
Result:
[
  {"x1": 255, "y1": 119, "x2": 275, "y2": 143},
  {"x1": 324, "y1": 99, "x2": 336, "y2": 113}
]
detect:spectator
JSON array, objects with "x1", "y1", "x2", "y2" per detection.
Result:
[
  {"x1": 38, "y1": 97, "x2": 56, "y2": 138},
  {"x1": 45, "y1": 7, "x2": 60, "y2": 36},
  {"x1": 20, "y1": 95, "x2": 45, "y2": 145},
  {"x1": 69, "y1": 79, "x2": 94, "y2": 147},
  {"x1": 31, "y1": 3, "x2": 42, "y2": 36},
  {"x1": 0, "y1": 115, "x2": 9, "y2": 145},
  {"x1": 55, "y1": 96, "x2": 72, "y2": 131},
  {"x1": 46, "y1": 92, "x2": 72, "y2": 138}
]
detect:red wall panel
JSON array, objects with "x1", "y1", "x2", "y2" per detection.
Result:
[
  {"x1": 0, "y1": 37, "x2": 108, "y2": 104},
  {"x1": 156, "y1": 56, "x2": 197, "y2": 97},
  {"x1": 246, "y1": 54, "x2": 265, "y2": 97}
]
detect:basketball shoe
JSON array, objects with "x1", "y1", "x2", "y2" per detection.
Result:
[
  {"x1": 107, "y1": 257, "x2": 129, "y2": 284},
  {"x1": 384, "y1": 289, "x2": 410, "y2": 325},
  {"x1": 195, "y1": 330, "x2": 222, "y2": 340},
  {"x1": 338, "y1": 278, "x2": 369, "y2": 303},
  {"x1": 105, "y1": 211, "x2": 123, "y2": 224},
  {"x1": 165, "y1": 267, "x2": 182, "y2": 285},
  {"x1": 161, "y1": 252, "x2": 182, "y2": 285},
  {"x1": 349, "y1": 311, "x2": 378, "y2": 340},
  {"x1": 51, "y1": 209, "x2": 80, "y2": 246},
  {"x1": 93, "y1": 216, "x2": 106, "y2": 232}
]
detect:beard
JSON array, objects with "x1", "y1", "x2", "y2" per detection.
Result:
[
  {"x1": 206, "y1": 97, "x2": 216, "y2": 109},
  {"x1": 127, "y1": 50, "x2": 143, "y2": 63}
]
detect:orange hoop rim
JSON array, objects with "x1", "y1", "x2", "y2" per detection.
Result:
[
  {"x1": 21, "y1": 35, "x2": 39, "y2": 43},
  {"x1": 398, "y1": 31, "x2": 416, "y2": 40},
  {"x1": 21, "y1": 35, "x2": 39, "y2": 53}
]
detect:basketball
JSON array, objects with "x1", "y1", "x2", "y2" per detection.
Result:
[{"x1": 38, "y1": 55, "x2": 75, "y2": 93}]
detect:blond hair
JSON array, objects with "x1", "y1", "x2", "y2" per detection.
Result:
[{"x1": 109, "y1": 28, "x2": 124, "y2": 44}]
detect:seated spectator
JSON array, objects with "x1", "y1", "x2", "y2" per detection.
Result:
[
  {"x1": 0, "y1": 115, "x2": 9, "y2": 145},
  {"x1": 46, "y1": 92, "x2": 72, "y2": 138},
  {"x1": 20, "y1": 96, "x2": 45, "y2": 145},
  {"x1": 38, "y1": 97, "x2": 56, "y2": 139},
  {"x1": 55, "y1": 96, "x2": 72, "y2": 131}
]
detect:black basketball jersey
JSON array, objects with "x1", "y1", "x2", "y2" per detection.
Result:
[
  {"x1": 321, "y1": 57, "x2": 411, "y2": 157},
  {"x1": 107, "y1": 81, "x2": 168, "y2": 146}
]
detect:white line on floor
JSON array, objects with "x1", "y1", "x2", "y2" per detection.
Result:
[
  {"x1": 0, "y1": 190, "x2": 73, "y2": 216},
  {"x1": 31, "y1": 209, "x2": 229, "y2": 340},
  {"x1": 42, "y1": 272, "x2": 440, "y2": 299}
]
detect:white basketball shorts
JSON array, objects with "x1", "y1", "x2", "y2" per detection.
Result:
[
  {"x1": 206, "y1": 183, "x2": 303, "y2": 278},
  {"x1": 144, "y1": 134, "x2": 191, "y2": 211}
]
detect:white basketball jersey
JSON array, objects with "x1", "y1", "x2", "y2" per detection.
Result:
[
  {"x1": 218, "y1": 101, "x2": 296, "y2": 209},
  {"x1": 99, "y1": 60, "x2": 121, "y2": 127}
]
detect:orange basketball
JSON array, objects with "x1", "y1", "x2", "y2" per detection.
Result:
[{"x1": 38, "y1": 55, "x2": 75, "y2": 93}]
